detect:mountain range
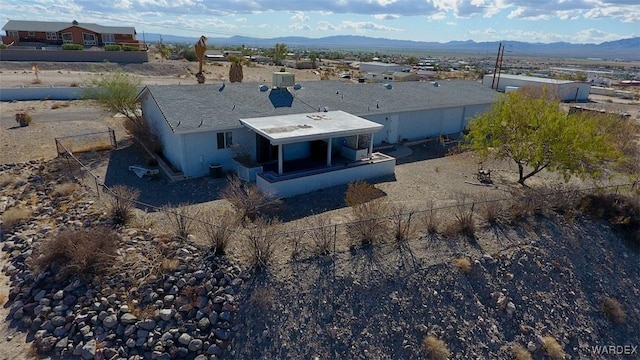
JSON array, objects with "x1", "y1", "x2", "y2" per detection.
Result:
[{"x1": 142, "y1": 33, "x2": 639, "y2": 60}]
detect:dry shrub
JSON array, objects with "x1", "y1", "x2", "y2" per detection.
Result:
[
  {"x1": 1, "y1": 207, "x2": 31, "y2": 229},
  {"x1": 123, "y1": 116, "x2": 162, "y2": 154},
  {"x1": 30, "y1": 227, "x2": 119, "y2": 280},
  {"x1": 285, "y1": 223, "x2": 306, "y2": 260},
  {"x1": 126, "y1": 298, "x2": 155, "y2": 319},
  {"x1": 106, "y1": 185, "x2": 139, "y2": 226},
  {"x1": 445, "y1": 194, "x2": 475, "y2": 238},
  {"x1": 118, "y1": 240, "x2": 176, "y2": 286},
  {"x1": 245, "y1": 217, "x2": 280, "y2": 270},
  {"x1": 161, "y1": 258, "x2": 180, "y2": 272},
  {"x1": 582, "y1": 192, "x2": 639, "y2": 249},
  {"x1": 0, "y1": 173, "x2": 13, "y2": 188},
  {"x1": 602, "y1": 297, "x2": 626, "y2": 324},
  {"x1": 479, "y1": 193, "x2": 503, "y2": 226},
  {"x1": 422, "y1": 200, "x2": 441, "y2": 234},
  {"x1": 0, "y1": 292, "x2": 7, "y2": 306},
  {"x1": 31, "y1": 78, "x2": 42, "y2": 84},
  {"x1": 453, "y1": 257, "x2": 472, "y2": 273},
  {"x1": 200, "y1": 208, "x2": 239, "y2": 255},
  {"x1": 390, "y1": 204, "x2": 416, "y2": 243},
  {"x1": 345, "y1": 180, "x2": 384, "y2": 207},
  {"x1": 511, "y1": 344, "x2": 532, "y2": 360},
  {"x1": 346, "y1": 181, "x2": 389, "y2": 246},
  {"x1": 50, "y1": 102, "x2": 70, "y2": 109},
  {"x1": 162, "y1": 203, "x2": 200, "y2": 239},
  {"x1": 250, "y1": 287, "x2": 273, "y2": 309},
  {"x1": 307, "y1": 214, "x2": 334, "y2": 257},
  {"x1": 52, "y1": 182, "x2": 79, "y2": 197},
  {"x1": 222, "y1": 175, "x2": 278, "y2": 222},
  {"x1": 542, "y1": 336, "x2": 565, "y2": 360},
  {"x1": 422, "y1": 335, "x2": 451, "y2": 360}
]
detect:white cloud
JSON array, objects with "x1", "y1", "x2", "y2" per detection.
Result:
[
  {"x1": 373, "y1": 14, "x2": 399, "y2": 20},
  {"x1": 235, "y1": 17, "x2": 247, "y2": 23},
  {"x1": 290, "y1": 11, "x2": 309, "y2": 22},
  {"x1": 340, "y1": 21, "x2": 403, "y2": 33},
  {"x1": 317, "y1": 21, "x2": 338, "y2": 31},
  {"x1": 289, "y1": 23, "x2": 312, "y2": 31}
]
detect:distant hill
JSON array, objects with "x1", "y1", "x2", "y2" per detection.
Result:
[{"x1": 142, "y1": 33, "x2": 639, "y2": 60}]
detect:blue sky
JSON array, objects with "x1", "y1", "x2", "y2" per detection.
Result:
[{"x1": 2, "y1": 0, "x2": 638, "y2": 44}]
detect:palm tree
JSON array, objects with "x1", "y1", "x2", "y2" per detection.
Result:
[
  {"x1": 273, "y1": 43, "x2": 288, "y2": 66},
  {"x1": 229, "y1": 55, "x2": 244, "y2": 83}
]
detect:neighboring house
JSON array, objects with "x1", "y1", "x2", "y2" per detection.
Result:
[
  {"x1": 2, "y1": 19, "x2": 141, "y2": 48},
  {"x1": 137, "y1": 73, "x2": 497, "y2": 197},
  {"x1": 483, "y1": 73, "x2": 591, "y2": 102}
]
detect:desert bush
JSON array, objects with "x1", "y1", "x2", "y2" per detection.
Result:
[
  {"x1": 62, "y1": 43, "x2": 83, "y2": 50},
  {"x1": 1, "y1": 206, "x2": 31, "y2": 229},
  {"x1": 52, "y1": 182, "x2": 79, "y2": 197},
  {"x1": 162, "y1": 203, "x2": 200, "y2": 239},
  {"x1": 69, "y1": 81, "x2": 79, "y2": 87},
  {"x1": 104, "y1": 45, "x2": 121, "y2": 51},
  {"x1": 307, "y1": 214, "x2": 335, "y2": 257},
  {"x1": 285, "y1": 223, "x2": 306, "y2": 260},
  {"x1": 106, "y1": 185, "x2": 139, "y2": 226},
  {"x1": 0, "y1": 44, "x2": 7, "y2": 49},
  {"x1": 453, "y1": 257, "x2": 472, "y2": 273},
  {"x1": 122, "y1": 45, "x2": 139, "y2": 51},
  {"x1": 0, "y1": 292, "x2": 6, "y2": 306},
  {"x1": 479, "y1": 193, "x2": 503, "y2": 226},
  {"x1": 244, "y1": 217, "x2": 280, "y2": 270},
  {"x1": 421, "y1": 200, "x2": 441, "y2": 235},
  {"x1": 30, "y1": 227, "x2": 119, "y2": 280},
  {"x1": 0, "y1": 173, "x2": 13, "y2": 188},
  {"x1": 542, "y1": 336, "x2": 565, "y2": 360},
  {"x1": 182, "y1": 47, "x2": 198, "y2": 62},
  {"x1": 345, "y1": 180, "x2": 383, "y2": 207},
  {"x1": 15, "y1": 112, "x2": 32, "y2": 127},
  {"x1": 199, "y1": 208, "x2": 239, "y2": 255},
  {"x1": 422, "y1": 335, "x2": 451, "y2": 360},
  {"x1": 445, "y1": 194, "x2": 475, "y2": 237},
  {"x1": 31, "y1": 78, "x2": 42, "y2": 84},
  {"x1": 390, "y1": 204, "x2": 416, "y2": 243},
  {"x1": 346, "y1": 181, "x2": 389, "y2": 246},
  {"x1": 117, "y1": 239, "x2": 176, "y2": 286},
  {"x1": 222, "y1": 175, "x2": 277, "y2": 222},
  {"x1": 602, "y1": 296, "x2": 626, "y2": 324},
  {"x1": 511, "y1": 344, "x2": 532, "y2": 360}
]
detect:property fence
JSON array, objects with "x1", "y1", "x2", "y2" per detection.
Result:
[
  {"x1": 55, "y1": 128, "x2": 117, "y2": 156},
  {"x1": 57, "y1": 138, "x2": 638, "y2": 269}
]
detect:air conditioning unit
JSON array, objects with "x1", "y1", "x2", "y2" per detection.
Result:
[{"x1": 272, "y1": 72, "x2": 295, "y2": 88}]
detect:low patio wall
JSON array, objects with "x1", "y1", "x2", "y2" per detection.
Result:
[
  {"x1": 0, "y1": 49, "x2": 149, "y2": 63},
  {"x1": 256, "y1": 153, "x2": 396, "y2": 198}
]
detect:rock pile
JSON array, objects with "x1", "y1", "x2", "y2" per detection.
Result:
[{"x1": 1, "y1": 161, "x2": 244, "y2": 359}]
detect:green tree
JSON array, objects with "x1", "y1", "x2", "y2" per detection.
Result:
[
  {"x1": 89, "y1": 71, "x2": 141, "y2": 122},
  {"x1": 465, "y1": 89, "x2": 621, "y2": 185}
]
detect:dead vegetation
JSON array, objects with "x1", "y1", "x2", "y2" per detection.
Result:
[
  {"x1": 105, "y1": 185, "x2": 139, "y2": 226},
  {"x1": 199, "y1": 208, "x2": 239, "y2": 255},
  {"x1": 52, "y1": 182, "x2": 79, "y2": 197},
  {"x1": 244, "y1": 217, "x2": 281, "y2": 270},
  {"x1": 422, "y1": 334, "x2": 451, "y2": 360},
  {"x1": 601, "y1": 296, "x2": 626, "y2": 324},
  {"x1": 542, "y1": 336, "x2": 565, "y2": 360},
  {"x1": 345, "y1": 181, "x2": 389, "y2": 246},
  {"x1": 222, "y1": 175, "x2": 278, "y2": 222},
  {"x1": 453, "y1": 257, "x2": 472, "y2": 273},
  {"x1": 1, "y1": 207, "x2": 32, "y2": 230},
  {"x1": 29, "y1": 227, "x2": 119, "y2": 280},
  {"x1": 511, "y1": 344, "x2": 533, "y2": 360},
  {"x1": 162, "y1": 203, "x2": 200, "y2": 239}
]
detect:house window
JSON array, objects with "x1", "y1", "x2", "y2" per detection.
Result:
[
  {"x1": 62, "y1": 32, "x2": 73, "y2": 44},
  {"x1": 217, "y1": 132, "x2": 233, "y2": 149},
  {"x1": 82, "y1": 33, "x2": 97, "y2": 46},
  {"x1": 7, "y1": 31, "x2": 18, "y2": 37},
  {"x1": 102, "y1": 33, "x2": 115, "y2": 44},
  {"x1": 27, "y1": 31, "x2": 35, "y2": 36},
  {"x1": 46, "y1": 32, "x2": 57, "y2": 40}
]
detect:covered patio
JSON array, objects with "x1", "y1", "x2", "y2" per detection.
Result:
[{"x1": 239, "y1": 110, "x2": 396, "y2": 198}]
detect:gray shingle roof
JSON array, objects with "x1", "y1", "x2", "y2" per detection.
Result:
[
  {"x1": 2, "y1": 20, "x2": 135, "y2": 35},
  {"x1": 140, "y1": 80, "x2": 498, "y2": 133}
]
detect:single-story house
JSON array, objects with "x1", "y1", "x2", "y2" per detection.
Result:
[
  {"x1": 137, "y1": 73, "x2": 497, "y2": 197},
  {"x1": 2, "y1": 19, "x2": 141, "y2": 48},
  {"x1": 483, "y1": 73, "x2": 591, "y2": 102},
  {"x1": 359, "y1": 61, "x2": 409, "y2": 73}
]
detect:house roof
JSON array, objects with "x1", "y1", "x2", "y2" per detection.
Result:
[
  {"x1": 138, "y1": 79, "x2": 498, "y2": 134},
  {"x1": 240, "y1": 111, "x2": 383, "y2": 145},
  {"x1": 496, "y1": 74, "x2": 576, "y2": 85},
  {"x1": 2, "y1": 20, "x2": 135, "y2": 35}
]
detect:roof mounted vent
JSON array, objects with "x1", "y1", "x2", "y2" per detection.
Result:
[
  {"x1": 293, "y1": 83, "x2": 302, "y2": 90},
  {"x1": 259, "y1": 84, "x2": 269, "y2": 92},
  {"x1": 272, "y1": 72, "x2": 295, "y2": 89},
  {"x1": 384, "y1": 83, "x2": 393, "y2": 89}
]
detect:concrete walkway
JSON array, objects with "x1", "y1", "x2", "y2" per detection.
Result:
[{"x1": 382, "y1": 144, "x2": 413, "y2": 159}]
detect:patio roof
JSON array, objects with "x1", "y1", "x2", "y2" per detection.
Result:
[{"x1": 239, "y1": 110, "x2": 383, "y2": 145}]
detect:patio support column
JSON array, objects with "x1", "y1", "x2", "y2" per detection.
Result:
[
  {"x1": 278, "y1": 144, "x2": 283, "y2": 175},
  {"x1": 326, "y1": 138, "x2": 332, "y2": 166},
  {"x1": 368, "y1": 132, "x2": 374, "y2": 158}
]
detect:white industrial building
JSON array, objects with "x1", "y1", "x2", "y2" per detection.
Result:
[
  {"x1": 359, "y1": 61, "x2": 410, "y2": 74},
  {"x1": 482, "y1": 74, "x2": 591, "y2": 102}
]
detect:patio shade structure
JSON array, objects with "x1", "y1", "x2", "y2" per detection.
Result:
[{"x1": 239, "y1": 110, "x2": 383, "y2": 175}]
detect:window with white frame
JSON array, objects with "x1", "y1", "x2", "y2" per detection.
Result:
[
  {"x1": 62, "y1": 32, "x2": 73, "y2": 43},
  {"x1": 7, "y1": 31, "x2": 18, "y2": 37},
  {"x1": 101, "y1": 33, "x2": 115, "y2": 44},
  {"x1": 46, "y1": 32, "x2": 57, "y2": 40},
  {"x1": 216, "y1": 132, "x2": 233, "y2": 149},
  {"x1": 82, "y1": 33, "x2": 97, "y2": 46}
]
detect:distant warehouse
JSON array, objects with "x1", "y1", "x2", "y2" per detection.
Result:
[{"x1": 482, "y1": 74, "x2": 591, "y2": 102}]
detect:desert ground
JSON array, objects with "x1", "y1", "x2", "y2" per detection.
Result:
[{"x1": 1, "y1": 58, "x2": 639, "y2": 360}]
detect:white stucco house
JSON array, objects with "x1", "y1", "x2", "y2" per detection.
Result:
[
  {"x1": 137, "y1": 73, "x2": 497, "y2": 197},
  {"x1": 483, "y1": 73, "x2": 591, "y2": 102}
]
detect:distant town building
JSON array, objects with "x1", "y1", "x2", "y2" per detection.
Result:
[{"x1": 482, "y1": 73, "x2": 591, "y2": 102}]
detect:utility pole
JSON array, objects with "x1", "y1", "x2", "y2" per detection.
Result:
[
  {"x1": 496, "y1": 43, "x2": 506, "y2": 91},
  {"x1": 491, "y1": 42, "x2": 502, "y2": 90}
]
